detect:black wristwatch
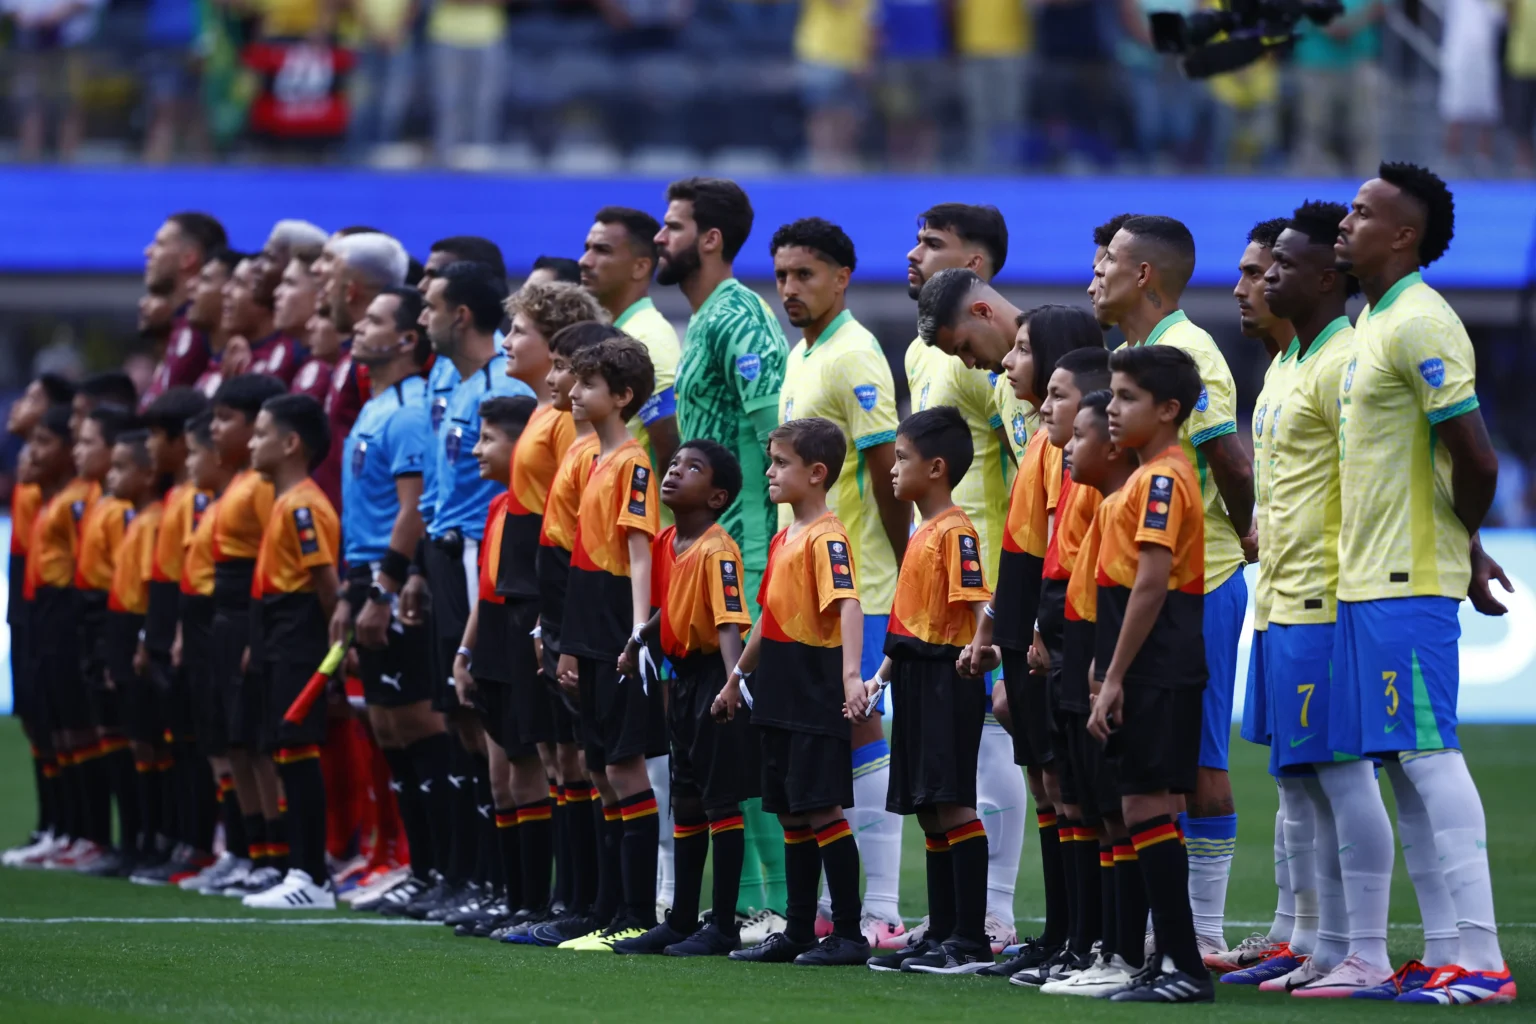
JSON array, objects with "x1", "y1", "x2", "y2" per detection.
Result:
[{"x1": 367, "y1": 583, "x2": 394, "y2": 605}]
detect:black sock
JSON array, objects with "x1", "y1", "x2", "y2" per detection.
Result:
[
  {"x1": 382, "y1": 748, "x2": 433, "y2": 878},
  {"x1": 946, "y1": 820, "x2": 990, "y2": 947},
  {"x1": 81, "y1": 749, "x2": 113, "y2": 846},
  {"x1": 593, "y1": 802, "x2": 623, "y2": 924},
  {"x1": 517, "y1": 799, "x2": 554, "y2": 912},
  {"x1": 815, "y1": 819, "x2": 862, "y2": 941},
  {"x1": 1114, "y1": 843, "x2": 1147, "y2": 968},
  {"x1": 135, "y1": 758, "x2": 162, "y2": 855},
  {"x1": 244, "y1": 814, "x2": 267, "y2": 870},
  {"x1": 471, "y1": 756, "x2": 495, "y2": 887},
  {"x1": 924, "y1": 831, "x2": 956, "y2": 943},
  {"x1": 220, "y1": 777, "x2": 248, "y2": 859},
  {"x1": 443, "y1": 744, "x2": 478, "y2": 885},
  {"x1": 38, "y1": 753, "x2": 59, "y2": 835},
  {"x1": 105, "y1": 744, "x2": 140, "y2": 853},
  {"x1": 1097, "y1": 842, "x2": 1117, "y2": 958},
  {"x1": 181, "y1": 747, "x2": 216, "y2": 853},
  {"x1": 1130, "y1": 816, "x2": 1201, "y2": 975},
  {"x1": 618, "y1": 789, "x2": 660, "y2": 926},
  {"x1": 155, "y1": 756, "x2": 176, "y2": 851},
  {"x1": 265, "y1": 815, "x2": 289, "y2": 873},
  {"x1": 670, "y1": 817, "x2": 709, "y2": 933},
  {"x1": 551, "y1": 786, "x2": 571, "y2": 908},
  {"x1": 1072, "y1": 827, "x2": 1102, "y2": 955},
  {"x1": 708, "y1": 813, "x2": 745, "y2": 935},
  {"x1": 565, "y1": 783, "x2": 597, "y2": 914},
  {"x1": 276, "y1": 748, "x2": 327, "y2": 882},
  {"x1": 1037, "y1": 810, "x2": 1068, "y2": 947},
  {"x1": 53, "y1": 757, "x2": 76, "y2": 840},
  {"x1": 782, "y1": 826, "x2": 820, "y2": 944},
  {"x1": 1058, "y1": 817, "x2": 1081, "y2": 953},
  {"x1": 494, "y1": 808, "x2": 521, "y2": 908},
  {"x1": 405, "y1": 732, "x2": 454, "y2": 880}
]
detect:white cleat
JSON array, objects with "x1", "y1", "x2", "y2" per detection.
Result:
[
  {"x1": 738, "y1": 908, "x2": 788, "y2": 947},
  {"x1": 1205, "y1": 931, "x2": 1275, "y2": 972},
  {"x1": 1044, "y1": 954, "x2": 1139, "y2": 997},
  {"x1": 984, "y1": 913, "x2": 1017, "y2": 955},
  {"x1": 1291, "y1": 954, "x2": 1395, "y2": 998},
  {"x1": 242, "y1": 869, "x2": 337, "y2": 909}
]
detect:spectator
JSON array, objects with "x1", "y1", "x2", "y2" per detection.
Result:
[
  {"x1": 1440, "y1": 0, "x2": 1503, "y2": 169},
  {"x1": 794, "y1": 0, "x2": 875, "y2": 172},
  {"x1": 140, "y1": 0, "x2": 208, "y2": 163},
  {"x1": 1033, "y1": 0, "x2": 1116, "y2": 166},
  {"x1": 1207, "y1": 57, "x2": 1280, "y2": 170},
  {"x1": 428, "y1": 0, "x2": 509, "y2": 161},
  {"x1": 3, "y1": 0, "x2": 106, "y2": 161},
  {"x1": 875, "y1": 0, "x2": 948, "y2": 171},
  {"x1": 953, "y1": 0, "x2": 1029, "y2": 171},
  {"x1": 348, "y1": 0, "x2": 420, "y2": 156},
  {"x1": 1508, "y1": 0, "x2": 1536, "y2": 172},
  {"x1": 598, "y1": 0, "x2": 694, "y2": 152},
  {"x1": 1289, "y1": 0, "x2": 1382, "y2": 176},
  {"x1": 1118, "y1": 0, "x2": 1206, "y2": 169}
]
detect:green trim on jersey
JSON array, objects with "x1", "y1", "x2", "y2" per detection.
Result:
[
  {"x1": 1144, "y1": 309, "x2": 1190, "y2": 346},
  {"x1": 613, "y1": 296, "x2": 657, "y2": 331},
  {"x1": 1368, "y1": 271, "x2": 1423, "y2": 318}
]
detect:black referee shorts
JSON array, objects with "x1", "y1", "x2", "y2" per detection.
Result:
[
  {"x1": 887, "y1": 655, "x2": 985, "y2": 815},
  {"x1": 669, "y1": 653, "x2": 759, "y2": 813},
  {"x1": 423, "y1": 535, "x2": 474, "y2": 714},
  {"x1": 1001, "y1": 646, "x2": 1055, "y2": 768},
  {"x1": 1104, "y1": 682, "x2": 1203, "y2": 797}
]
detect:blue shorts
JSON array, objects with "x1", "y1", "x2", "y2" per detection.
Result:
[
  {"x1": 1240, "y1": 627, "x2": 1269, "y2": 747},
  {"x1": 1266, "y1": 622, "x2": 1342, "y2": 771},
  {"x1": 1329, "y1": 597, "x2": 1461, "y2": 758},
  {"x1": 1200, "y1": 570, "x2": 1247, "y2": 770},
  {"x1": 863, "y1": 613, "x2": 889, "y2": 712}
]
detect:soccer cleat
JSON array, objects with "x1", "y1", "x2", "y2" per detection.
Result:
[
  {"x1": 729, "y1": 931, "x2": 816, "y2": 963},
  {"x1": 814, "y1": 912, "x2": 833, "y2": 939},
  {"x1": 665, "y1": 922, "x2": 739, "y2": 957},
  {"x1": 1350, "y1": 959, "x2": 1435, "y2": 1000},
  {"x1": 737, "y1": 908, "x2": 788, "y2": 947},
  {"x1": 130, "y1": 846, "x2": 193, "y2": 886},
  {"x1": 423, "y1": 882, "x2": 477, "y2": 922},
  {"x1": 1397, "y1": 964, "x2": 1517, "y2": 1005},
  {"x1": 905, "y1": 916, "x2": 930, "y2": 946},
  {"x1": 1008, "y1": 946, "x2": 1080, "y2": 987},
  {"x1": 1259, "y1": 955, "x2": 1328, "y2": 992},
  {"x1": 902, "y1": 938, "x2": 994, "y2": 975},
  {"x1": 242, "y1": 869, "x2": 337, "y2": 909},
  {"x1": 357, "y1": 874, "x2": 425, "y2": 913},
  {"x1": 1291, "y1": 954, "x2": 1394, "y2": 998},
  {"x1": 44, "y1": 838, "x2": 104, "y2": 871},
  {"x1": 795, "y1": 933, "x2": 872, "y2": 967},
  {"x1": 614, "y1": 916, "x2": 692, "y2": 955},
  {"x1": 1196, "y1": 933, "x2": 1229, "y2": 963},
  {"x1": 1048, "y1": 954, "x2": 1139, "y2": 997},
  {"x1": 4, "y1": 831, "x2": 61, "y2": 868},
  {"x1": 222, "y1": 865, "x2": 283, "y2": 897},
  {"x1": 531, "y1": 914, "x2": 603, "y2": 947},
  {"x1": 1221, "y1": 947, "x2": 1305, "y2": 985},
  {"x1": 401, "y1": 878, "x2": 459, "y2": 920},
  {"x1": 978, "y1": 937, "x2": 1057, "y2": 978},
  {"x1": 868, "y1": 938, "x2": 939, "y2": 973},
  {"x1": 1, "y1": 831, "x2": 48, "y2": 865},
  {"x1": 1205, "y1": 932, "x2": 1278, "y2": 973},
  {"x1": 202, "y1": 858, "x2": 253, "y2": 894},
  {"x1": 182, "y1": 852, "x2": 245, "y2": 892},
  {"x1": 1037, "y1": 953, "x2": 1097, "y2": 994},
  {"x1": 441, "y1": 889, "x2": 491, "y2": 926},
  {"x1": 77, "y1": 848, "x2": 133, "y2": 878},
  {"x1": 984, "y1": 913, "x2": 1018, "y2": 954},
  {"x1": 1109, "y1": 965, "x2": 1215, "y2": 1003},
  {"x1": 450, "y1": 897, "x2": 504, "y2": 934},
  {"x1": 861, "y1": 913, "x2": 907, "y2": 949},
  {"x1": 565, "y1": 919, "x2": 649, "y2": 952}
]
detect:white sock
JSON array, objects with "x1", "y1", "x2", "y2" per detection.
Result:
[
  {"x1": 646, "y1": 755, "x2": 674, "y2": 906},
  {"x1": 1183, "y1": 812, "x2": 1237, "y2": 945},
  {"x1": 1382, "y1": 758, "x2": 1460, "y2": 966},
  {"x1": 848, "y1": 763, "x2": 902, "y2": 924},
  {"x1": 1269, "y1": 791, "x2": 1295, "y2": 943},
  {"x1": 1399, "y1": 750, "x2": 1504, "y2": 971},
  {"x1": 1303, "y1": 776, "x2": 1349, "y2": 970},
  {"x1": 975, "y1": 725, "x2": 1027, "y2": 926},
  {"x1": 1315, "y1": 759, "x2": 1393, "y2": 971},
  {"x1": 1278, "y1": 776, "x2": 1318, "y2": 955}
]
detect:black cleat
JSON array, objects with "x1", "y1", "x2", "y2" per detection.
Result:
[
  {"x1": 978, "y1": 937, "x2": 1059, "y2": 978},
  {"x1": 902, "y1": 939, "x2": 995, "y2": 975},
  {"x1": 402, "y1": 879, "x2": 457, "y2": 920},
  {"x1": 613, "y1": 916, "x2": 692, "y2": 955},
  {"x1": 1110, "y1": 966, "x2": 1215, "y2": 1003},
  {"x1": 1009, "y1": 946, "x2": 1079, "y2": 987},
  {"x1": 528, "y1": 913, "x2": 601, "y2": 947},
  {"x1": 868, "y1": 938, "x2": 939, "y2": 973},
  {"x1": 794, "y1": 933, "x2": 873, "y2": 967},
  {"x1": 729, "y1": 931, "x2": 816, "y2": 963},
  {"x1": 665, "y1": 922, "x2": 739, "y2": 957}
]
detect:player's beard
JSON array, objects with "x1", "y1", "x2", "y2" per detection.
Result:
[{"x1": 656, "y1": 241, "x2": 701, "y2": 287}]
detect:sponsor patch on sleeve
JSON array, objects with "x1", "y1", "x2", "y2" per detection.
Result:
[
  {"x1": 719, "y1": 558, "x2": 742, "y2": 613},
  {"x1": 736, "y1": 353, "x2": 761, "y2": 382},
  {"x1": 1419, "y1": 357, "x2": 1446, "y2": 388},
  {"x1": 958, "y1": 532, "x2": 984, "y2": 589},
  {"x1": 853, "y1": 384, "x2": 879, "y2": 412},
  {"x1": 827, "y1": 539, "x2": 854, "y2": 590},
  {"x1": 1194, "y1": 386, "x2": 1210, "y2": 412},
  {"x1": 1144, "y1": 475, "x2": 1173, "y2": 531},
  {"x1": 293, "y1": 506, "x2": 320, "y2": 555},
  {"x1": 627, "y1": 465, "x2": 649, "y2": 516}
]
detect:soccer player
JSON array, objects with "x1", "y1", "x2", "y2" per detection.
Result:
[
  {"x1": 771, "y1": 216, "x2": 909, "y2": 946},
  {"x1": 1092, "y1": 216, "x2": 1256, "y2": 954},
  {"x1": 334, "y1": 286, "x2": 452, "y2": 914},
  {"x1": 1088, "y1": 214, "x2": 1136, "y2": 330},
  {"x1": 184, "y1": 250, "x2": 239, "y2": 399},
  {"x1": 1327, "y1": 164, "x2": 1513, "y2": 1004},
  {"x1": 242, "y1": 394, "x2": 342, "y2": 908},
  {"x1": 403, "y1": 259, "x2": 534, "y2": 917},
  {"x1": 862, "y1": 407, "x2": 995, "y2": 974},
  {"x1": 527, "y1": 255, "x2": 582, "y2": 287},
  {"x1": 1087, "y1": 344, "x2": 1214, "y2": 1004},
  {"x1": 70, "y1": 371, "x2": 140, "y2": 439},
  {"x1": 611, "y1": 440, "x2": 755, "y2": 955},
  {"x1": 206, "y1": 374, "x2": 287, "y2": 897},
  {"x1": 550, "y1": 337, "x2": 665, "y2": 950},
  {"x1": 275, "y1": 247, "x2": 333, "y2": 406},
  {"x1": 723, "y1": 417, "x2": 871, "y2": 968},
  {"x1": 219, "y1": 255, "x2": 282, "y2": 379},
  {"x1": 901, "y1": 203, "x2": 1028, "y2": 946},
  {"x1": 579, "y1": 206, "x2": 682, "y2": 477},
  {"x1": 251, "y1": 219, "x2": 328, "y2": 360},
  {"x1": 142, "y1": 212, "x2": 228, "y2": 406}
]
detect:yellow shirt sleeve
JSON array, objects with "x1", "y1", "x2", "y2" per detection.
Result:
[{"x1": 1390, "y1": 316, "x2": 1480, "y2": 425}]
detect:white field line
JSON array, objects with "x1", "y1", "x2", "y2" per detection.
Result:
[{"x1": 0, "y1": 915, "x2": 1532, "y2": 929}]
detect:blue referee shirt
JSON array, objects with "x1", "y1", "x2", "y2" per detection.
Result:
[
  {"x1": 428, "y1": 351, "x2": 534, "y2": 541},
  {"x1": 419, "y1": 354, "x2": 461, "y2": 527},
  {"x1": 342, "y1": 376, "x2": 431, "y2": 567}
]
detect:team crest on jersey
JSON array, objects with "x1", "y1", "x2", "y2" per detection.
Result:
[
  {"x1": 627, "y1": 465, "x2": 649, "y2": 516},
  {"x1": 736, "y1": 354, "x2": 761, "y2": 382},
  {"x1": 1254, "y1": 405, "x2": 1266, "y2": 438},
  {"x1": 1270, "y1": 405, "x2": 1282, "y2": 436},
  {"x1": 1194, "y1": 386, "x2": 1209, "y2": 413},
  {"x1": 719, "y1": 558, "x2": 742, "y2": 612},
  {"x1": 988, "y1": 372, "x2": 1000, "y2": 388},
  {"x1": 352, "y1": 439, "x2": 368, "y2": 475},
  {"x1": 827, "y1": 539, "x2": 854, "y2": 589},
  {"x1": 1419, "y1": 357, "x2": 1446, "y2": 389},
  {"x1": 124, "y1": 508, "x2": 135, "y2": 527},
  {"x1": 853, "y1": 385, "x2": 879, "y2": 412},
  {"x1": 1343, "y1": 358, "x2": 1356, "y2": 393},
  {"x1": 1144, "y1": 475, "x2": 1173, "y2": 531},
  {"x1": 958, "y1": 533, "x2": 984, "y2": 588},
  {"x1": 297, "y1": 361, "x2": 320, "y2": 391},
  {"x1": 431, "y1": 397, "x2": 449, "y2": 432},
  {"x1": 917, "y1": 382, "x2": 929, "y2": 410},
  {"x1": 293, "y1": 507, "x2": 320, "y2": 555},
  {"x1": 1012, "y1": 411, "x2": 1027, "y2": 447}
]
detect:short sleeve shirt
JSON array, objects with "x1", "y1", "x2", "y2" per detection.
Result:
[
  {"x1": 615, "y1": 297, "x2": 682, "y2": 472},
  {"x1": 254, "y1": 478, "x2": 340, "y2": 597},
  {"x1": 1043, "y1": 472, "x2": 1101, "y2": 582},
  {"x1": 652, "y1": 522, "x2": 754, "y2": 660},
  {"x1": 211, "y1": 470, "x2": 275, "y2": 563},
  {"x1": 1338, "y1": 274, "x2": 1478, "y2": 601},
  {"x1": 992, "y1": 427, "x2": 1060, "y2": 647},
  {"x1": 429, "y1": 352, "x2": 536, "y2": 540},
  {"x1": 180, "y1": 495, "x2": 218, "y2": 597},
  {"x1": 109, "y1": 501, "x2": 162, "y2": 615},
  {"x1": 563, "y1": 438, "x2": 660, "y2": 659},
  {"x1": 24, "y1": 479, "x2": 98, "y2": 596},
  {"x1": 75, "y1": 495, "x2": 133, "y2": 592},
  {"x1": 152, "y1": 484, "x2": 208, "y2": 584},
  {"x1": 501, "y1": 405, "x2": 576, "y2": 597},
  {"x1": 886, "y1": 505, "x2": 991, "y2": 656},
  {"x1": 419, "y1": 354, "x2": 462, "y2": 527},
  {"x1": 779, "y1": 311, "x2": 900, "y2": 613},
  {"x1": 10, "y1": 482, "x2": 41, "y2": 557},
  {"x1": 342, "y1": 377, "x2": 431, "y2": 566},
  {"x1": 1250, "y1": 342, "x2": 1299, "y2": 629}
]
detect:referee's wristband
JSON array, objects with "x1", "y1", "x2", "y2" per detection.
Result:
[{"x1": 379, "y1": 548, "x2": 412, "y2": 587}]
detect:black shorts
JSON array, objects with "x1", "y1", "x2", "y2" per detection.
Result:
[
  {"x1": 107, "y1": 611, "x2": 160, "y2": 745},
  {"x1": 506, "y1": 601, "x2": 561, "y2": 748},
  {"x1": 357, "y1": 619, "x2": 435, "y2": 708},
  {"x1": 887, "y1": 656, "x2": 985, "y2": 815},
  {"x1": 181, "y1": 596, "x2": 223, "y2": 754},
  {"x1": 1001, "y1": 646, "x2": 1054, "y2": 768},
  {"x1": 151, "y1": 651, "x2": 194, "y2": 744},
  {"x1": 1104, "y1": 682, "x2": 1203, "y2": 796},
  {"x1": 473, "y1": 676, "x2": 521, "y2": 755},
  {"x1": 669, "y1": 653, "x2": 759, "y2": 812},
  {"x1": 424, "y1": 537, "x2": 475, "y2": 714},
  {"x1": 34, "y1": 586, "x2": 93, "y2": 731},
  {"x1": 577, "y1": 654, "x2": 666, "y2": 770},
  {"x1": 260, "y1": 658, "x2": 328, "y2": 752},
  {"x1": 540, "y1": 616, "x2": 580, "y2": 744},
  {"x1": 212, "y1": 601, "x2": 263, "y2": 748},
  {"x1": 1056, "y1": 709, "x2": 1119, "y2": 822},
  {"x1": 9, "y1": 558, "x2": 35, "y2": 723},
  {"x1": 759, "y1": 726, "x2": 853, "y2": 816}
]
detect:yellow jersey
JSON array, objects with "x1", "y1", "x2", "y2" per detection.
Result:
[
  {"x1": 992, "y1": 369, "x2": 1035, "y2": 464},
  {"x1": 1338, "y1": 274, "x2": 1478, "y2": 602},
  {"x1": 616, "y1": 296, "x2": 682, "y2": 526},
  {"x1": 1268, "y1": 318, "x2": 1354, "y2": 625},
  {"x1": 780, "y1": 310, "x2": 900, "y2": 613},
  {"x1": 1250, "y1": 341, "x2": 1298, "y2": 629},
  {"x1": 794, "y1": 0, "x2": 874, "y2": 69}
]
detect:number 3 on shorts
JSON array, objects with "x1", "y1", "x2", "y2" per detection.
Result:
[{"x1": 1382, "y1": 670, "x2": 1399, "y2": 718}]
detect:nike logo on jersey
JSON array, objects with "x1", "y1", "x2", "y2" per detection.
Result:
[
  {"x1": 1385, "y1": 721, "x2": 1402, "y2": 733},
  {"x1": 1289, "y1": 735, "x2": 1313, "y2": 748},
  {"x1": 380, "y1": 673, "x2": 402, "y2": 690}
]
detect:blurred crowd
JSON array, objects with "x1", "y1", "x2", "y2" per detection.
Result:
[{"x1": 6, "y1": 0, "x2": 1536, "y2": 173}]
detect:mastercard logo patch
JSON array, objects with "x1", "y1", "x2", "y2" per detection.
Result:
[
  {"x1": 631, "y1": 490, "x2": 645, "y2": 502},
  {"x1": 963, "y1": 560, "x2": 979, "y2": 571},
  {"x1": 1149, "y1": 501, "x2": 1168, "y2": 514},
  {"x1": 724, "y1": 585, "x2": 738, "y2": 597},
  {"x1": 833, "y1": 564, "x2": 849, "y2": 575}
]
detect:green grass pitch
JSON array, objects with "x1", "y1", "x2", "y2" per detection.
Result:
[{"x1": 0, "y1": 717, "x2": 1530, "y2": 1021}]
